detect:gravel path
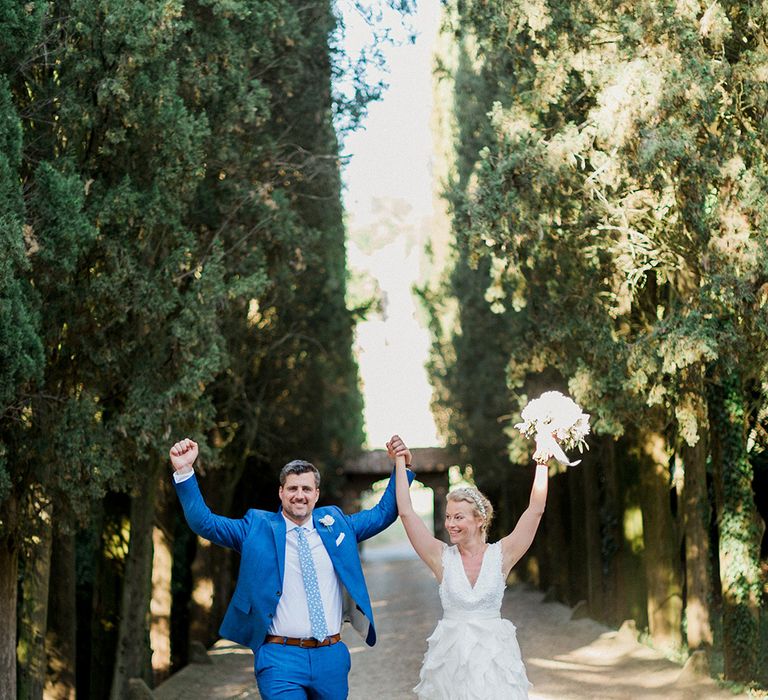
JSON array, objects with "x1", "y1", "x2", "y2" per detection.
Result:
[{"x1": 155, "y1": 555, "x2": 749, "y2": 700}]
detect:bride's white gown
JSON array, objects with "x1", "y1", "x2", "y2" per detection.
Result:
[{"x1": 414, "y1": 542, "x2": 531, "y2": 699}]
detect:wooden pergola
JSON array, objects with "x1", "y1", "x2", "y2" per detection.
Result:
[{"x1": 342, "y1": 447, "x2": 460, "y2": 540}]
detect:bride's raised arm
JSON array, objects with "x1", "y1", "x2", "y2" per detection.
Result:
[
  {"x1": 500, "y1": 454, "x2": 550, "y2": 576},
  {"x1": 388, "y1": 435, "x2": 445, "y2": 580}
]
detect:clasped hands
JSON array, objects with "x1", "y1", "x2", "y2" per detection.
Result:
[{"x1": 386, "y1": 434, "x2": 412, "y2": 465}]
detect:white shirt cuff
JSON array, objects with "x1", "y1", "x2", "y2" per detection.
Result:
[{"x1": 173, "y1": 469, "x2": 195, "y2": 483}]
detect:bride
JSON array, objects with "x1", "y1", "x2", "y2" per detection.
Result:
[{"x1": 387, "y1": 435, "x2": 552, "y2": 699}]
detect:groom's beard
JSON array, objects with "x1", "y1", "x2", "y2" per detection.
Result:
[
  {"x1": 281, "y1": 495, "x2": 318, "y2": 524},
  {"x1": 285, "y1": 503, "x2": 313, "y2": 522}
]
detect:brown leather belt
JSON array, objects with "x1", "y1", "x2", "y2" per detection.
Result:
[{"x1": 264, "y1": 633, "x2": 341, "y2": 648}]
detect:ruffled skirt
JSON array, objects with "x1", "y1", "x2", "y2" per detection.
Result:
[{"x1": 414, "y1": 617, "x2": 531, "y2": 699}]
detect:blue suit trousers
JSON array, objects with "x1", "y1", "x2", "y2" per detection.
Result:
[{"x1": 255, "y1": 641, "x2": 351, "y2": 700}]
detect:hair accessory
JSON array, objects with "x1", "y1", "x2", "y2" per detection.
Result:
[{"x1": 454, "y1": 487, "x2": 486, "y2": 518}]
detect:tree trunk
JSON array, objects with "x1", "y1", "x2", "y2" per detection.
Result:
[
  {"x1": 45, "y1": 526, "x2": 77, "y2": 700},
  {"x1": 17, "y1": 490, "x2": 53, "y2": 700},
  {"x1": 614, "y1": 435, "x2": 649, "y2": 629},
  {"x1": 188, "y1": 473, "x2": 235, "y2": 648},
  {"x1": 681, "y1": 431, "x2": 714, "y2": 652},
  {"x1": 709, "y1": 372, "x2": 763, "y2": 681},
  {"x1": 566, "y1": 466, "x2": 589, "y2": 606},
  {"x1": 83, "y1": 499, "x2": 124, "y2": 699},
  {"x1": 150, "y1": 523, "x2": 172, "y2": 685},
  {"x1": 599, "y1": 438, "x2": 624, "y2": 626},
  {"x1": 542, "y1": 473, "x2": 570, "y2": 602},
  {"x1": 0, "y1": 533, "x2": 19, "y2": 699},
  {"x1": 170, "y1": 509, "x2": 196, "y2": 672},
  {"x1": 638, "y1": 429, "x2": 683, "y2": 654},
  {"x1": 188, "y1": 536, "x2": 217, "y2": 648},
  {"x1": 109, "y1": 469, "x2": 158, "y2": 700},
  {"x1": 582, "y1": 454, "x2": 604, "y2": 616},
  {"x1": 188, "y1": 544, "x2": 235, "y2": 652},
  {"x1": 151, "y1": 476, "x2": 177, "y2": 683}
]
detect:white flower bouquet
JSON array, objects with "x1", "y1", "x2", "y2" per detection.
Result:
[{"x1": 514, "y1": 391, "x2": 590, "y2": 466}]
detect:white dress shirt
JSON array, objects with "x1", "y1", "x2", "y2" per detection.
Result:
[
  {"x1": 173, "y1": 468, "x2": 195, "y2": 484},
  {"x1": 269, "y1": 515, "x2": 343, "y2": 638},
  {"x1": 173, "y1": 468, "x2": 343, "y2": 638}
]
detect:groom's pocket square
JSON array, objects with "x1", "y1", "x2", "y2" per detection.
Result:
[{"x1": 335, "y1": 532, "x2": 345, "y2": 546}]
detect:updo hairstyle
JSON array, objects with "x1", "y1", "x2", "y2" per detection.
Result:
[{"x1": 446, "y1": 487, "x2": 494, "y2": 538}]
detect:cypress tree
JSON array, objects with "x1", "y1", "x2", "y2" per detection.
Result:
[{"x1": 429, "y1": 0, "x2": 768, "y2": 678}]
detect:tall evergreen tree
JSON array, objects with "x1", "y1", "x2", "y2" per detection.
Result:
[
  {"x1": 0, "y1": 70, "x2": 44, "y2": 698},
  {"x1": 429, "y1": 0, "x2": 768, "y2": 680}
]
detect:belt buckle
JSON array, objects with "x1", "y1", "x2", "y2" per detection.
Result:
[{"x1": 298, "y1": 638, "x2": 315, "y2": 648}]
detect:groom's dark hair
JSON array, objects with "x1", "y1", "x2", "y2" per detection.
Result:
[{"x1": 280, "y1": 459, "x2": 321, "y2": 488}]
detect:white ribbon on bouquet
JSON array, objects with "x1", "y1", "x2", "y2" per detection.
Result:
[{"x1": 535, "y1": 430, "x2": 581, "y2": 466}]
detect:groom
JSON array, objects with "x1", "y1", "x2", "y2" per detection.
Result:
[{"x1": 169, "y1": 436, "x2": 414, "y2": 699}]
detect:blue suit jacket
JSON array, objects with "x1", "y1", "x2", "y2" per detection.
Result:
[{"x1": 174, "y1": 469, "x2": 414, "y2": 654}]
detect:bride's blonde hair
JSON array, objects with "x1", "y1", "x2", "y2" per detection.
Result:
[{"x1": 447, "y1": 487, "x2": 494, "y2": 538}]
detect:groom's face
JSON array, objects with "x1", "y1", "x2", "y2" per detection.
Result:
[{"x1": 279, "y1": 472, "x2": 320, "y2": 525}]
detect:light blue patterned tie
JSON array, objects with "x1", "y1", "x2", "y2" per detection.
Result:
[{"x1": 296, "y1": 527, "x2": 329, "y2": 640}]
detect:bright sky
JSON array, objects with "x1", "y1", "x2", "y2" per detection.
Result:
[{"x1": 340, "y1": 0, "x2": 442, "y2": 449}]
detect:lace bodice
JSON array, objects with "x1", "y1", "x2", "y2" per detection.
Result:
[{"x1": 438, "y1": 542, "x2": 504, "y2": 620}]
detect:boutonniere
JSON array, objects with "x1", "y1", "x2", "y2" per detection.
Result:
[{"x1": 319, "y1": 514, "x2": 335, "y2": 529}]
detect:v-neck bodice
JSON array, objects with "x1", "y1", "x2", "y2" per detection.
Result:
[
  {"x1": 438, "y1": 542, "x2": 505, "y2": 620},
  {"x1": 459, "y1": 545, "x2": 489, "y2": 589}
]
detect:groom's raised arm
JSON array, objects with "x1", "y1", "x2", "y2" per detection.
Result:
[{"x1": 170, "y1": 438, "x2": 250, "y2": 552}]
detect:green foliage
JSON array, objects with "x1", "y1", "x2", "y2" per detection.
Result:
[
  {"x1": 430, "y1": 0, "x2": 768, "y2": 679},
  {"x1": 0, "y1": 75, "x2": 43, "y2": 504},
  {"x1": 438, "y1": 0, "x2": 768, "y2": 437},
  {"x1": 0, "y1": 1, "x2": 45, "y2": 73},
  {"x1": 709, "y1": 370, "x2": 764, "y2": 680},
  {"x1": 431, "y1": 0, "x2": 768, "y2": 471},
  {"x1": 0, "y1": 0, "x2": 375, "y2": 690}
]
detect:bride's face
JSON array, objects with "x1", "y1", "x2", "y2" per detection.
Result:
[{"x1": 445, "y1": 500, "x2": 484, "y2": 544}]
